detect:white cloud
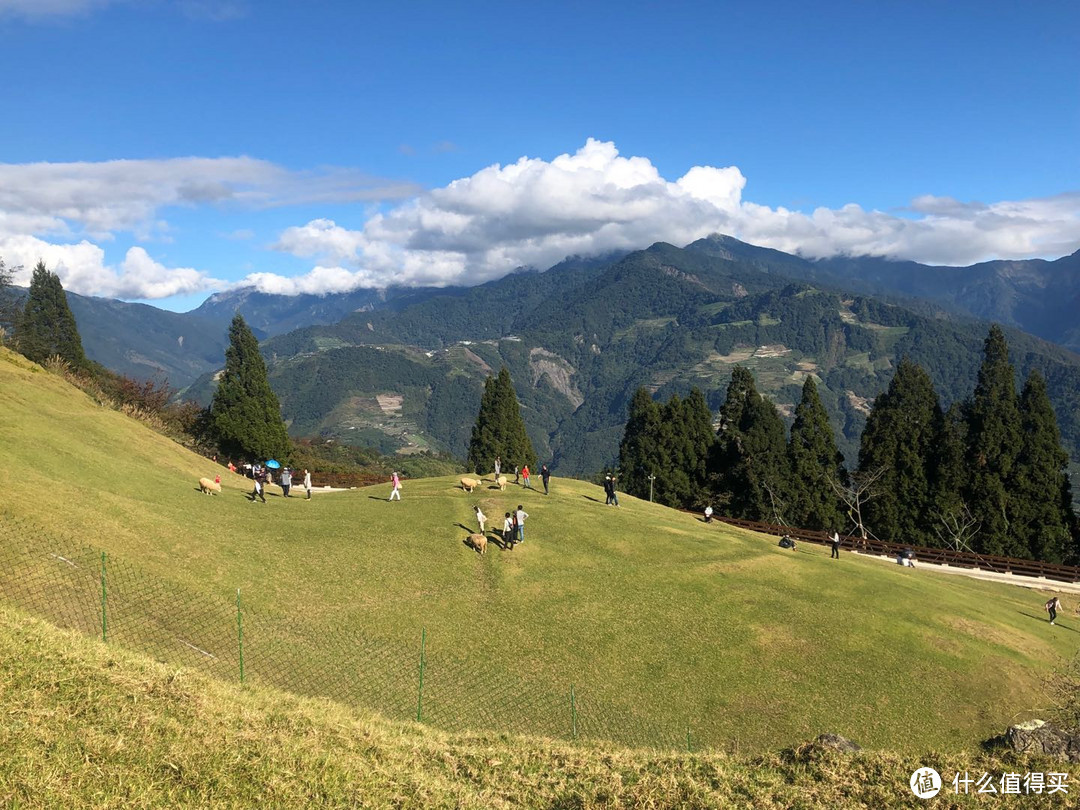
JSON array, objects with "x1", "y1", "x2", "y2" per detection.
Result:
[
  {"x1": 0, "y1": 157, "x2": 419, "y2": 240},
  {"x1": 257, "y1": 139, "x2": 1080, "y2": 294},
  {"x1": 0, "y1": 235, "x2": 222, "y2": 299}
]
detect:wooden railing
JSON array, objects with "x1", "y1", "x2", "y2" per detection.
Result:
[{"x1": 712, "y1": 516, "x2": 1080, "y2": 584}]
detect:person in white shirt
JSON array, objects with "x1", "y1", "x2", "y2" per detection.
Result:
[
  {"x1": 303, "y1": 469, "x2": 312, "y2": 500},
  {"x1": 475, "y1": 505, "x2": 487, "y2": 534},
  {"x1": 502, "y1": 512, "x2": 514, "y2": 549},
  {"x1": 704, "y1": 505, "x2": 713, "y2": 523},
  {"x1": 515, "y1": 505, "x2": 528, "y2": 545}
]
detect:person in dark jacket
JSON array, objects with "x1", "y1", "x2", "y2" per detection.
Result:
[{"x1": 541, "y1": 464, "x2": 551, "y2": 495}]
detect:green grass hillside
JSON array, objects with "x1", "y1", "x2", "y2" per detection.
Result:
[
  {"x1": 6, "y1": 605, "x2": 1069, "y2": 809},
  {"x1": 0, "y1": 346, "x2": 1074, "y2": 755}
]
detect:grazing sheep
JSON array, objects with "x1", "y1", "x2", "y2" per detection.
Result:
[
  {"x1": 493, "y1": 474, "x2": 507, "y2": 491},
  {"x1": 198, "y1": 477, "x2": 221, "y2": 495},
  {"x1": 466, "y1": 532, "x2": 488, "y2": 555},
  {"x1": 460, "y1": 477, "x2": 481, "y2": 492}
]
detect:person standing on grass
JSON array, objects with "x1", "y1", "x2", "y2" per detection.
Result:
[
  {"x1": 541, "y1": 464, "x2": 551, "y2": 495},
  {"x1": 704, "y1": 505, "x2": 713, "y2": 523},
  {"x1": 1046, "y1": 596, "x2": 1062, "y2": 625},
  {"x1": 610, "y1": 474, "x2": 620, "y2": 507},
  {"x1": 503, "y1": 512, "x2": 514, "y2": 549},
  {"x1": 251, "y1": 467, "x2": 266, "y2": 503},
  {"x1": 475, "y1": 505, "x2": 487, "y2": 534},
  {"x1": 303, "y1": 469, "x2": 312, "y2": 500},
  {"x1": 514, "y1": 465, "x2": 520, "y2": 485},
  {"x1": 280, "y1": 467, "x2": 292, "y2": 498},
  {"x1": 515, "y1": 505, "x2": 529, "y2": 545},
  {"x1": 830, "y1": 531, "x2": 841, "y2": 559},
  {"x1": 389, "y1": 471, "x2": 402, "y2": 501},
  {"x1": 603, "y1": 474, "x2": 613, "y2": 505},
  {"x1": 522, "y1": 464, "x2": 531, "y2": 488},
  {"x1": 494, "y1": 456, "x2": 501, "y2": 478}
]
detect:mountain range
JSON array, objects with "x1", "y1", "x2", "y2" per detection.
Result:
[{"x1": 27, "y1": 237, "x2": 1080, "y2": 477}]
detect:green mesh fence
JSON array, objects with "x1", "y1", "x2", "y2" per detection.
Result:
[{"x1": 0, "y1": 515, "x2": 706, "y2": 751}]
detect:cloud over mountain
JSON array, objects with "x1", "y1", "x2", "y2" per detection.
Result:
[
  {"x1": 2, "y1": 142, "x2": 1078, "y2": 300},
  {"x1": 259, "y1": 139, "x2": 1080, "y2": 294}
]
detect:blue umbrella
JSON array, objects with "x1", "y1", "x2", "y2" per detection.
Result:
[{"x1": 266, "y1": 459, "x2": 281, "y2": 469}]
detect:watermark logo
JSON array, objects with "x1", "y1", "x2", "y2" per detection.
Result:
[{"x1": 911, "y1": 767, "x2": 942, "y2": 799}]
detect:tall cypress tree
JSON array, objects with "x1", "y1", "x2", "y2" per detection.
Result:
[
  {"x1": 619, "y1": 387, "x2": 664, "y2": 500},
  {"x1": 711, "y1": 366, "x2": 790, "y2": 521},
  {"x1": 467, "y1": 367, "x2": 536, "y2": 473},
  {"x1": 209, "y1": 314, "x2": 291, "y2": 462},
  {"x1": 16, "y1": 260, "x2": 88, "y2": 370},
  {"x1": 1011, "y1": 370, "x2": 1076, "y2": 563},
  {"x1": 964, "y1": 326, "x2": 1023, "y2": 556},
  {"x1": 788, "y1": 376, "x2": 846, "y2": 531},
  {"x1": 857, "y1": 357, "x2": 941, "y2": 546},
  {"x1": 0, "y1": 258, "x2": 19, "y2": 333}
]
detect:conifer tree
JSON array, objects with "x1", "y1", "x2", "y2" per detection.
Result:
[
  {"x1": 0, "y1": 258, "x2": 18, "y2": 332},
  {"x1": 711, "y1": 366, "x2": 790, "y2": 521},
  {"x1": 209, "y1": 314, "x2": 291, "y2": 462},
  {"x1": 857, "y1": 357, "x2": 941, "y2": 546},
  {"x1": 1011, "y1": 370, "x2": 1076, "y2": 563},
  {"x1": 467, "y1": 367, "x2": 536, "y2": 474},
  {"x1": 16, "y1": 260, "x2": 88, "y2": 369},
  {"x1": 787, "y1": 376, "x2": 846, "y2": 531},
  {"x1": 619, "y1": 387, "x2": 664, "y2": 500},
  {"x1": 964, "y1": 326, "x2": 1023, "y2": 556},
  {"x1": 928, "y1": 402, "x2": 973, "y2": 549}
]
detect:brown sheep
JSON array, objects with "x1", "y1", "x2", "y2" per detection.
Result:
[
  {"x1": 466, "y1": 532, "x2": 488, "y2": 555},
  {"x1": 460, "y1": 477, "x2": 481, "y2": 492},
  {"x1": 198, "y1": 477, "x2": 221, "y2": 495}
]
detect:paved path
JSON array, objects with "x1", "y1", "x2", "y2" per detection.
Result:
[{"x1": 859, "y1": 551, "x2": 1080, "y2": 595}]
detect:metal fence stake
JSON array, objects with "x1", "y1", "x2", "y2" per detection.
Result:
[
  {"x1": 237, "y1": 588, "x2": 244, "y2": 684},
  {"x1": 416, "y1": 627, "x2": 426, "y2": 722},
  {"x1": 100, "y1": 551, "x2": 107, "y2": 643}
]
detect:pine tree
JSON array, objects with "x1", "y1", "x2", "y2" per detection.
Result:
[
  {"x1": 619, "y1": 387, "x2": 665, "y2": 501},
  {"x1": 857, "y1": 357, "x2": 941, "y2": 546},
  {"x1": 787, "y1": 376, "x2": 846, "y2": 531},
  {"x1": 928, "y1": 402, "x2": 973, "y2": 549},
  {"x1": 16, "y1": 260, "x2": 88, "y2": 369},
  {"x1": 1011, "y1": 370, "x2": 1076, "y2": 562},
  {"x1": 711, "y1": 366, "x2": 790, "y2": 521},
  {"x1": 0, "y1": 257, "x2": 19, "y2": 332},
  {"x1": 964, "y1": 326, "x2": 1023, "y2": 556},
  {"x1": 467, "y1": 367, "x2": 536, "y2": 474},
  {"x1": 209, "y1": 314, "x2": 291, "y2": 462}
]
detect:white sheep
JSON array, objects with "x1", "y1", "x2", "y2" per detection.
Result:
[
  {"x1": 198, "y1": 477, "x2": 221, "y2": 495},
  {"x1": 460, "y1": 477, "x2": 481, "y2": 492}
]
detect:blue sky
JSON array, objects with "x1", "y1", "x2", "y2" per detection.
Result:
[{"x1": 1, "y1": 0, "x2": 1077, "y2": 311}]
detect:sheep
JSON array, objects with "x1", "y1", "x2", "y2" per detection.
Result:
[
  {"x1": 466, "y1": 532, "x2": 488, "y2": 555},
  {"x1": 198, "y1": 477, "x2": 221, "y2": 495},
  {"x1": 493, "y1": 474, "x2": 507, "y2": 491},
  {"x1": 460, "y1": 477, "x2": 481, "y2": 492}
]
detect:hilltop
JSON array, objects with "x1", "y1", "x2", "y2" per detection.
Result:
[{"x1": 2, "y1": 344, "x2": 1076, "y2": 758}]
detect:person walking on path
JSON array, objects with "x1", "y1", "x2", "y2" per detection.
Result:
[
  {"x1": 303, "y1": 469, "x2": 312, "y2": 500},
  {"x1": 515, "y1": 505, "x2": 529, "y2": 545},
  {"x1": 503, "y1": 512, "x2": 515, "y2": 550},
  {"x1": 389, "y1": 471, "x2": 402, "y2": 501},
  {"x1": 704, "y1": 505, "x2": 713, "y2": 523},
  {"x1": 494, "y1": 456, "x2": 501, "y2": 478},
  {"x1": 830, "y1": 531, "x2": 841, "y2": 559},
  {"x1": 475, "y1": 505, "x2": 487, "y2": 534},
  {"x1": 541, "y1": 464, "x2": 551, "y2": 495},
  {"x1": 280, "y1": 467, "x2": 292, "y2": 498},
  {"x1": 609, "y1": 475, "x2": 620, "y2": 507},
  {"x1": 1046, "y1": 596, "x2": 1062, "y2": 625},
  {"x1": 522, "y1": 464, "x2": 531, "y2": 488}
]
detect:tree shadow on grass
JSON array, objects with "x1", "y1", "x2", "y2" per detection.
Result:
[{"x1": 1018, "y1": 611, "x2": 1080, "y2": 633}]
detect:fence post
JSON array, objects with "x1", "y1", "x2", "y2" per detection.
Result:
[
  {"x1": 416, "y1": 627, "x2": 426, "y2": 722},
  {"x1": 686, "y1": 724, "x2": 691, "y2": 753},
  {"x1": 236, "y1": 588, "x2": 244, "y2": 684},
  {"x1": 100, "y1": 551, "x2": 107, "y2": 643},
  {"x1": 571, "y1": 684, "x2": 577, "y2": 740}
]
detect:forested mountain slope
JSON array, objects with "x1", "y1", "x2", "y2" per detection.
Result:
[{"x1": 236, "y1": 243, "x2": 1080, "y2": 477}]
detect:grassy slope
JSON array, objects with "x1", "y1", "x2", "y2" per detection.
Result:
[
  {"x1": 0, "y1": 605, "x2": 1066, "y2": 810},
  {"x1": 0, "y1": 346, "x2": 1074, "y2": 753}
]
